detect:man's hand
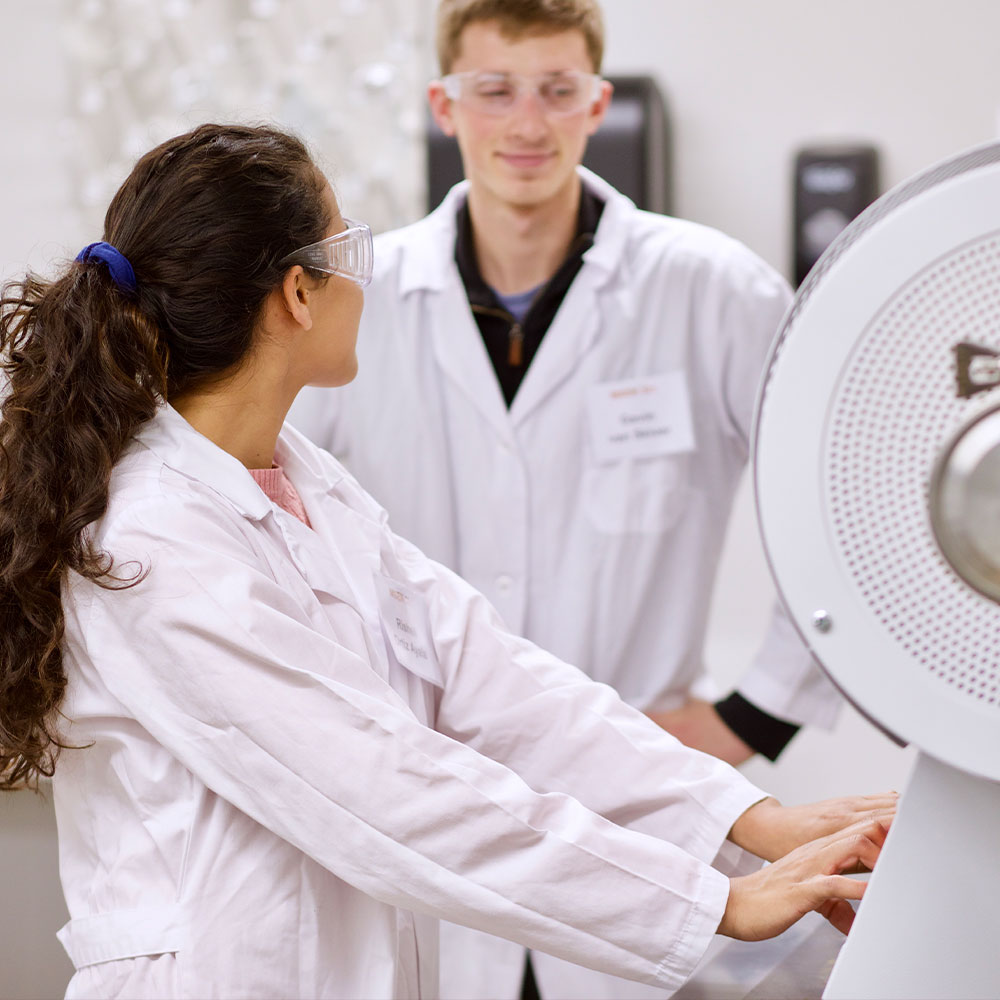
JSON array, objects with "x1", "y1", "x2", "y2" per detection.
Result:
[
  {"x1": 728, "y1": 794, "x2": 898, "y2": 863},
  {"x1": 718, "y1": 817, "x2": 890, "y2": 941},
  {"x1": 647, "y1": 698, "x2": 754, "y2": 766}
]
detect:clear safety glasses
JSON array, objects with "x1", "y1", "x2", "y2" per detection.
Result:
[
  {"x1": 280, "y1": 219, "x2": 373, "y2": 288},
  {"x1": 441, "y1": 70, "x2": 603, "y2": 117}
]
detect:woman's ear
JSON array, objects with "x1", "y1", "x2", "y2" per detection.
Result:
[{"x1": 278, "y1": 266, "x2": 314, "y2": 331}]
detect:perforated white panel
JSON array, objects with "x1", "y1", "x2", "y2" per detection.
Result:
[
  {"x1": 827, "y1": 234, "x2": 1000, "y2": 705},
  {"x1": 754, "y1": 140, "x2": 1000, "y2": 775}
]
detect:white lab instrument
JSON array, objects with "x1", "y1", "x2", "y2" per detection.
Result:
[{"x1": 755, "y1": 140, "x2": 1000, "y2": 999}]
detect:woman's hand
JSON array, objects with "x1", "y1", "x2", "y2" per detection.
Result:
[
  {"x1": 728, "y1": 793, "x2": 898, "y2": 862},
  {"x1": 718, "y1": 817, "x2": 890, "y2": 941}
]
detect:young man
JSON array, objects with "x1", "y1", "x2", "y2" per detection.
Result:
[{"x1": 290, "y1": 1, "x2": 844, "y2": 996}]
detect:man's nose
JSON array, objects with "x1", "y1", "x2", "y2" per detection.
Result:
[{"x1": 506, "y1": 86, "x2": 551, "y2": 138}]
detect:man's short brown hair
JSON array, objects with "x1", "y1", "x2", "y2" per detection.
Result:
[{"x1": 436, "y1": 0, "x2": 605, "y2": 74}]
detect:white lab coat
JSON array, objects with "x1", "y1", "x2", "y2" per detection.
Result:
[
  {"x1": 53, "y1": 404, "x2": 766, "y2": 999},
  {"x1": 289, "y1": 169, "x2": 842, "y2": 999}
]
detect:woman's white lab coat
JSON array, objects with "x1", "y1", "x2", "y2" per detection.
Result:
[{"x1": 53, "y1": 405, "x2": 764, "y2": 999}]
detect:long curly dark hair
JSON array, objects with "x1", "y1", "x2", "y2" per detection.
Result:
[{"x1": 0, "y1": 123, "x2": 331, "y2": 789}]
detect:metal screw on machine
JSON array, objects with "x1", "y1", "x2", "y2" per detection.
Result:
[{"x1": 812, "y1": 610, "x2": 832, "y2": 633}]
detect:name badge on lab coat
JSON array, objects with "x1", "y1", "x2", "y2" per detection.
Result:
[
  {"x1": 587, "y1": 373, "x2": 696, "y2": 464},
  {"x1": 374, "y1": 574, "x2": 443, "y2": 688}
]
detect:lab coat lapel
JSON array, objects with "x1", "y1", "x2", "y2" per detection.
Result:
[
  {"x1": 398, "y1": 188, "x2": 512, "y2": 439},
  {"x1": 271, "y1": 510, "x2": 370, "y2": 613},
  {"x1": 276, "y1": 431, "x2": 383, "y2": 624},
  {"x1": 509, "y1": 174, "x2": 633, "y2": 426},
  {"x1": 428, "y1": 277, "x2": 512, "y2": 438},
  {"x1": 508, "y1": 274, "x2": 604, "y2": 426}
]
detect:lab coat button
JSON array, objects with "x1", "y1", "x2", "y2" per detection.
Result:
[{"x1": 496, "y1": 574, "x2": 513, "y2": 594}]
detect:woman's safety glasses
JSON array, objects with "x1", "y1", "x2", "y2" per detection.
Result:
[
  {"x1": 441, "y1": 70, "x2": 603, "y2": 117},
  {"x1": 280, "y1": 219, "x2": 373, "y2": 288}
]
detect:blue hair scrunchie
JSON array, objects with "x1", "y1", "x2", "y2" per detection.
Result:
[{"x1": 75, "y1": 241, "x2": 137, "y2": 296}]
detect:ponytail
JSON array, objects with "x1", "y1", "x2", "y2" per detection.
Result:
[{"x1": 0, "y1": 263, "x2": 166, "y2": 788}]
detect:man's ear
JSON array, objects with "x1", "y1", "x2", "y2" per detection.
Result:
[
  {"x1": 428, "y1": 80, "x2": 457, "y2": 137},
  {"x1": 585, "y1": 79, "x2": 614, "y2": 137},
  {"x1": 278, "y1": 266, "x2": 314, "y2": 332}
]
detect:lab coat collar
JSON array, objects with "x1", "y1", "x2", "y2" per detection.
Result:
[
  {"x1": 396, "y1": 167, "x2": 635, "y2": 297},
  {"x1": 574, "y1": 166, "x2": 636, "y2": 280},
  {"x1": 133, "y1": 404, "x2": 273, "y2": 520},
  {"x1": 135, "y1": 405, "x2": 381, "y2": 619},
  {"x1": 273, "y1": 419, "x2": 348, "y2": 504},
  {"x1": 133, "y1": 404, "x2": 344, "y2": 523},
  {"x1": 397, "y1": 182, "x2": 468, "y2": 296}
]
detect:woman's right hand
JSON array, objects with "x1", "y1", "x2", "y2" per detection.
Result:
[{"x1": 717, "y1": 817, "x2": 890, "y2": 941}]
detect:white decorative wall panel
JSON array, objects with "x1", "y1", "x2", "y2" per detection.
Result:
[{"x1": 61, "y1": 0, "x2": 434, "y2": 236}]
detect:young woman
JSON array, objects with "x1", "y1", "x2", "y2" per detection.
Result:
[{"x1": 0, "y1": 124, "x2": 891, "y2": 999}]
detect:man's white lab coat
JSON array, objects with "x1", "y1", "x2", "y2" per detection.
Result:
[
  {"x1": 289, "y1": 169, "x2": 841, "y2": 998},
  {"x1": 53, "y1": 404, "x2": 764, "y2": 999}
]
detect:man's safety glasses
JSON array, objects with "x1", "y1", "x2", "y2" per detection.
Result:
[
  {"x1": 280, "y1": 219, "x2": 373, "y2": 288},
  {"x1": 440, "y1": 70, "x2": 603, "y2": 117}
]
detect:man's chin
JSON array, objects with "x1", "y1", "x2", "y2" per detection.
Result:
[{"x1": 495, "y1": 174, "x2": 577, "y2": 210}]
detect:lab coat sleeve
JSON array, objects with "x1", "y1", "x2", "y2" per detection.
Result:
[
  {"x1": 702, "y1": 241, "x2": 842, "y2": 729},
  {"x1": 383, "y1": 526, "x2": 767, "y2": 865},
  {"x1": 69, "y1": 495, "x2": 737, "y2": 994}
]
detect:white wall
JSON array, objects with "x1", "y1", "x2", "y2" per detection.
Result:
[
  {"x1": 2, "y1": 0, "x2": 79, "y2": 286},
  {"x1": 3, "y1": 1, "x2": 999, "y2": 995},
  {"x1": 602, "y1": 0, "x2": 1000, "y2": 278}
]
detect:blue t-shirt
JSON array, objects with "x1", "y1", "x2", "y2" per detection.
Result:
[{"x1": 492, "y1": 284, "x2": 543, "y2": 323}]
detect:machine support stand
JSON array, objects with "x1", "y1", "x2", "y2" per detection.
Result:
[{"x1": 824, "y1": 751, "x2": 1000, "y2": 999}]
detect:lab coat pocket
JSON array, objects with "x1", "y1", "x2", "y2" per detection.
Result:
[{"x1": 583, "y1": 454, "x2": 695, "y2": 534}]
